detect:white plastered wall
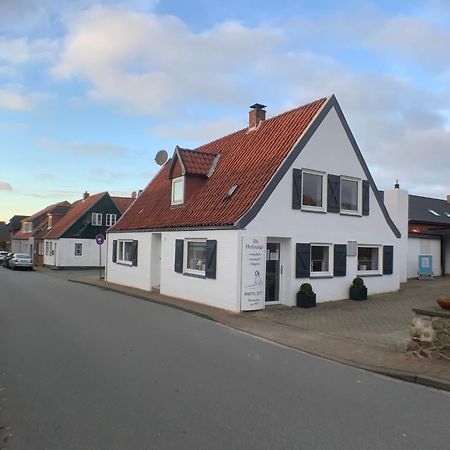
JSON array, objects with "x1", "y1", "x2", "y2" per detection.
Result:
[
  {"x1": 54, "y1": 238, "x2": 107, "y2": 267},
  {"x1": 246, "y1": 106, "x2": 400, "y2": 304},
  {"x1": 11, "y1": 239, "x2": 30, "y2": 254},
  {"x1": 407, "y1": 237, "x2": 442, "y2": 278},
  {"x1": 106, "y1": 232, "x2": 152, "y2": 291},
  {"x1": 160, "y1": 230, "x2": 241, "y2": 311}
]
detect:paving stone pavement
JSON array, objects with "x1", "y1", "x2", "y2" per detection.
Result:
[{"x1": 253, "y1": 277, "x2": 450, "y2": 352}]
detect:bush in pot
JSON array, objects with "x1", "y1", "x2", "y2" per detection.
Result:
[
  {"x1": 297, "y1": 283, "x2": 316, "y2": 308},
  {"x1": 349, "y1": 277, "x2": 367, "y2": 301}
]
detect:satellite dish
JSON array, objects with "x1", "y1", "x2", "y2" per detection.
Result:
[{"x1": 155, "y1": 150, "x2": 168, "y2": 166}]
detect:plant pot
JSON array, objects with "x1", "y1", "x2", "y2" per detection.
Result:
[
  {"x1": 349, "y1": 286, "x2": 367, "y2": 301},
  {"x1": 296, "y1": 292, "x2": 316, "y2": 308},
  {"x1": 436, "y1": 298, "x2": 450, "y2": 310}
]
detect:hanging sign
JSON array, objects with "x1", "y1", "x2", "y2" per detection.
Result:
[{"x1": 240, "y1": 236, "x2": 266, "y2": 311}]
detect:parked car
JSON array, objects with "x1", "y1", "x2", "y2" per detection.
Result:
[
  {"x1": 3, "y1": 252, "x2": 15, "y2": 268},
  {"x1": 0, "y1": 251, "x2": 8, "y2": 264},
  {"x1": 9, "y1": 253, "x2": 33, "y2": 271}
]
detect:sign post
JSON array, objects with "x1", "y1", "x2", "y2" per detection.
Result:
[{"x1": 96, "y1": 233, "x2": 105, "y2": 280}]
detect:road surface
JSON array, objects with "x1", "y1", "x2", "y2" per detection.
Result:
[{"x1": 1, "y1": 268, "x2": 449, "y2": 449}]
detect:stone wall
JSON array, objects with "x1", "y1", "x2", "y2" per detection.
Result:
[{"x1": 408, "y1": 309, "x2": 450, "y2": 360}]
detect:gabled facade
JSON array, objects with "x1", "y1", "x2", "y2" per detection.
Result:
[
  {"x1": 10, "y1": 202, "x2": 71, "y2": 259},
  {"x1": 106, "y1": 96, "x2": 401, "y2": 311},
  {"x1": 42, "y1": 192, "x2": 133, "y2": 268}
]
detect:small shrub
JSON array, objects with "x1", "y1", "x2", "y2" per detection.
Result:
[
  {"x1": 352, "y1": 277, "x2": 365, "y2": 288},
  {"x1": 299, "y1": 283, "x2": 314, "y2": 296}
]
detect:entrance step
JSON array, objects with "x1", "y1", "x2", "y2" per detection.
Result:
[{"x1": 152, "y1": 285, "x2": 161, "y2": 293}]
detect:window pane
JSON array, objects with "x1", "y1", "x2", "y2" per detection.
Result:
[
  {"x1": 172, "y1": 179, "x2": 184, "y2": 203},
  {"x1": 358, "y1": 247, "x2": 379, "y2": 271},
  {"x1": 311, "y1": 246, "x2": 329, "y2": 272},
  {"x1": 187, "y1": 241, "x2": 206, "y2": 272},
  {"x1": 119, "y1": 241, "x2": 124, "y2": 259},
  {"x1": 341, "y1": 179, "x2": 358, "y2": 211},
  {"x1": 124, "y1": 242, "x2": 134, "y2": 261},
  {"x1": 303, "y1": 173, "x2": 323, "y2": 207}
]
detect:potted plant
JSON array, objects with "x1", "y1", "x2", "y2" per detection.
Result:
[
  {"x1": 297, "y1": 283, "x2": 316, "y2": 308},
  {"x1": 349, "y1": 277, "x2": 367, "y2": 301}
]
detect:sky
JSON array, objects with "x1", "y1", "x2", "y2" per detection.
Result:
[{"x1": 0, "y1": 0, "x2": 449, "y2": 221}]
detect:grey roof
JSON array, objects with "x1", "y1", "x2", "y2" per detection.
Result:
[
  {"x1": 0, "y1": 221, "x2": 9, "y2": 240},
  {"x1": 7, "y1": 215, "x2": 27, "y2": 231},
  {"x1": 409, "y1": 195, "x2": 450, "y2": 225}
]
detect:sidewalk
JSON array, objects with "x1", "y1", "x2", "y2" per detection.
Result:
[{"x1": 69, "y1": 273, "x2": 450, "y2": 391}]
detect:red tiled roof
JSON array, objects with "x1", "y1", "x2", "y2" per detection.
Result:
[
  {"x1": 177, "y1": 148, "x2": 217, "y2": 176},
  {"x1": 111, "y1": 196, "x2": 135, "y2": 213},
  {"x1": 44, "y1": 193, "x2": 106, "y2": 239},
  {"x1": 12, "y1": 201, "x2": 71, "y2": 239},
  {"x1": 112, "y1": 98, "x2": 327, "y2": 231}
]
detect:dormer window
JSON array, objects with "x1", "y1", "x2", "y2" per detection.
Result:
[
  {"x1": 171, "y1": 176, "x2": 184, "y2": 205},
  {"x1": 22, "y1": 222, "x2": 32, "y2": 233},
  {"x1": 47, "y1": 215, "x2": 53, "y2": 229}
]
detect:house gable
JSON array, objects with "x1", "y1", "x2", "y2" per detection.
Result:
[
  {"x1": 239, "y1": 95, "x2": 400, "y2": 238},
  {"x1": 61, "y1": 193, "x2": 122, "y2": 239}
]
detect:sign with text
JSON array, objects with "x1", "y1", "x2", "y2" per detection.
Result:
[{"x1": 240, "y1": 236, "x2": 266, "y2": 311}]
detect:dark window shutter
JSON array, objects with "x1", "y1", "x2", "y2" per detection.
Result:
[
  {"x1": 132, "y1": 240, "x2": 138, "y2": 266},
  {"x1": 292, "y1": 169, "x2": 302, "y2": 209},
  {"x1": 174, "y1": 239, "x2": 183, "y2": 273},
  {"x1": 362, "y1": 180, "x2": 370, "y2": 216},
  {"x1": 327, "y1": 174, "x2": 340, "y2": 213},
  {"x1": 112, "y1": 240, "x2": 117, "y2": 263},
  {"x1": 205, "y1": 240, "x2": 217, "y2": 279},
  {"x1": 333, "y1": 244, "x2": 347, "y2": 277},
  {"x1": 383, "y1": 245, "x2": 393, "y2": 274},
  {"x1": 295, "y1": 243, "x2": 311, "y2": 278}
]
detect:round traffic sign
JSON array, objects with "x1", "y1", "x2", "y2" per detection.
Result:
[{"x1": 96, "y1": 234, "x2": 105, "y2": 245}]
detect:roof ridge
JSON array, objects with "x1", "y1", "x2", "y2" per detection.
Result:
[{"x1": 409, "y1": 194, "x2": 448, "y2": 202}]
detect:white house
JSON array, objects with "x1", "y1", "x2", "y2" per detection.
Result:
[
  {"x1": 106, "y1": 96, "x2": 401, "y2": 312},
  {"x1": 43, "y1": 192, "x2": 134, "y2": 269}
]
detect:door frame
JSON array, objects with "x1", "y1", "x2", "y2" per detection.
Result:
[{"x1": 265, "y1": 238, "x2": 283, "y2": 305}]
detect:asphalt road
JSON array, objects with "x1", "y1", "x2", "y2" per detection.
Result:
[{"x1": 1, "y1": 268, "x2": 450, "y2": 450}]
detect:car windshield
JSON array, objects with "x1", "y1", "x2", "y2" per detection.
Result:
[{"x1": 15, "y1": 254, "x2": 30, "y2": 258}]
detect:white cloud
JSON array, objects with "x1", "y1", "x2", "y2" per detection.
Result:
[
  {"x1": 53, "y1": 5, "x2": 282, "y2": 114},
  {"x1": 0, "y1": 88, "x2": 32, "y2": 111},
  {"x1": 39, "y1": 138, "x2": 129, "y2": 156}
]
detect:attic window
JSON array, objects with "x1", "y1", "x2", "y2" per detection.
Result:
[
  {"x1": 171, "y1": 176, "x2": 184, "y2": 205},
  {"x1": 428, "y1": 209, "x2": 440, "y2": 216},
  {"x1": 226, "y1": 185, "x2": 238, "y2": 199}
]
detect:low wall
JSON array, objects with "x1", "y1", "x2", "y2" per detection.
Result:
[{"x1": 408, "y1": 306, "x2": 450, "y2": 360}]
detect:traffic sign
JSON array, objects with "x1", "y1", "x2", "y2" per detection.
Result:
[{"x1": 96, "y1": 234, "x2": 105, "y2": 245}]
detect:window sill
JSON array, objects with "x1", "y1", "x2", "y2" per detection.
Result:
[
  {"x1": 357, "y1": 272, "x2": 382, "y2": 277},
  {"x1": 340, "y1": 210, "x2": 361, "y2": 217},
  {"x1": 183, "y1": 272, "x2": 206, "y2": 279},
  {"x1": 301, "y1": 206, "x2": 327, "y2": 214},
  {"x1": 116, "y1": 261, "x2": 133, "y2": 267},
  {"x1": 310, "y1": 274, "x2": 333, "y2": 279}
]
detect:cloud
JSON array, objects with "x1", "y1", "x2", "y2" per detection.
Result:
[
  {"x1": 39, "y1": 138, "x2": 129, "y2": 156},
  {"x1": 0, "y1": 181, "x2": 13, "y2": 190},
  {"x1": 0, "y1": 88, "x2": 32, "y2": 111},
  {"x1": 52, "y1": 5, "x2": 282, "y2": 114}
]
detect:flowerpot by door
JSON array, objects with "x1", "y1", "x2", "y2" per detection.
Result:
[
  {"x1": 296, "y1": 292, "x2": 316, "y2": 308},
  {"x1": 349, "y1": 286, "x2": 368, "y2": 301}
]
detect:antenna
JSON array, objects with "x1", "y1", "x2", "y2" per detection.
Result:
[{"x1": 155, "y1": 150, "x2": 168, "y2": 166}]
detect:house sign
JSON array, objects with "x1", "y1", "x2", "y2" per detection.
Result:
[
  {"x1": 240, "y1": 236, "x2": 266, "y2": 311},
  {"x1": 96, "y1": 234, "x2": 105, "y2": 245}
]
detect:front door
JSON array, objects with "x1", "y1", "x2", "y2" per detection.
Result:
[{"x1": 265, "y1": 242, "x2": 281, "y2": 303}]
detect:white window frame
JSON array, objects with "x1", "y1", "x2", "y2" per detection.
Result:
[
  {"x1": 340, "y1": 176, "x2": 362, "y2": 215},
  {"x1": 118, "y1": 239, "x2": 134, "y2": 266},
  {"x1": 171, "y1": 176, "x2": 185, "y2": 206},
  {"x1": 74, "y1": 243, "x2": 82, "y2": 256},
  {"x1": 106, "y1": 214, "x2": 117, "y2": 227},
  {"x1": 301, "y1": 169, "x2": 327, "y2": 212},
  {"x1": 47, "y1": 215, "x2": 53, "y2": 229},
  {"x1": 184, "y1": 238, "x2": 207, "y2": 276},
  {"x1": 357, "y1": 244, "x2": 382, "y2": 276},
  {"x1": 310, "y1": 243, "x2": 333, "y2": 277},
  {"x1": 45, "y1": 241, "x2": 49, "y2": 256},
  {"x1": 91, "y1": 213, "x2": 103, "y2": 226}
]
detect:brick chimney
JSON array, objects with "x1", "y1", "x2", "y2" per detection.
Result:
[
  {"x1": 249, "y1": 103, "x2": 266, "y2": 130},
  {"x1": 83, "y1": 191, "x2": 89, "y2": 200},
  {"x1": 131, "y1": 191, "x2": 137, "y2": 199}
]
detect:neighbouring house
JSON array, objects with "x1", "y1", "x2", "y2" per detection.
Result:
[
  {"x1": 106, "y1": 95, "x2": 401, "y2": 312},
  {"x1": 385, "y1": 189, "x2": 450, "y2": 279},
  {"x1": 42, "y1": 192, "x2": 134, "y2": 269},
  {"x1": 0, "y1": 221, "x2": 9, "y2": 250},
  {"x1": 6, "y1": 215, "x2": 27, "y2": 251},
  {"x1": 10, "y1": 203, "x2": 71, "y2": 260}
]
